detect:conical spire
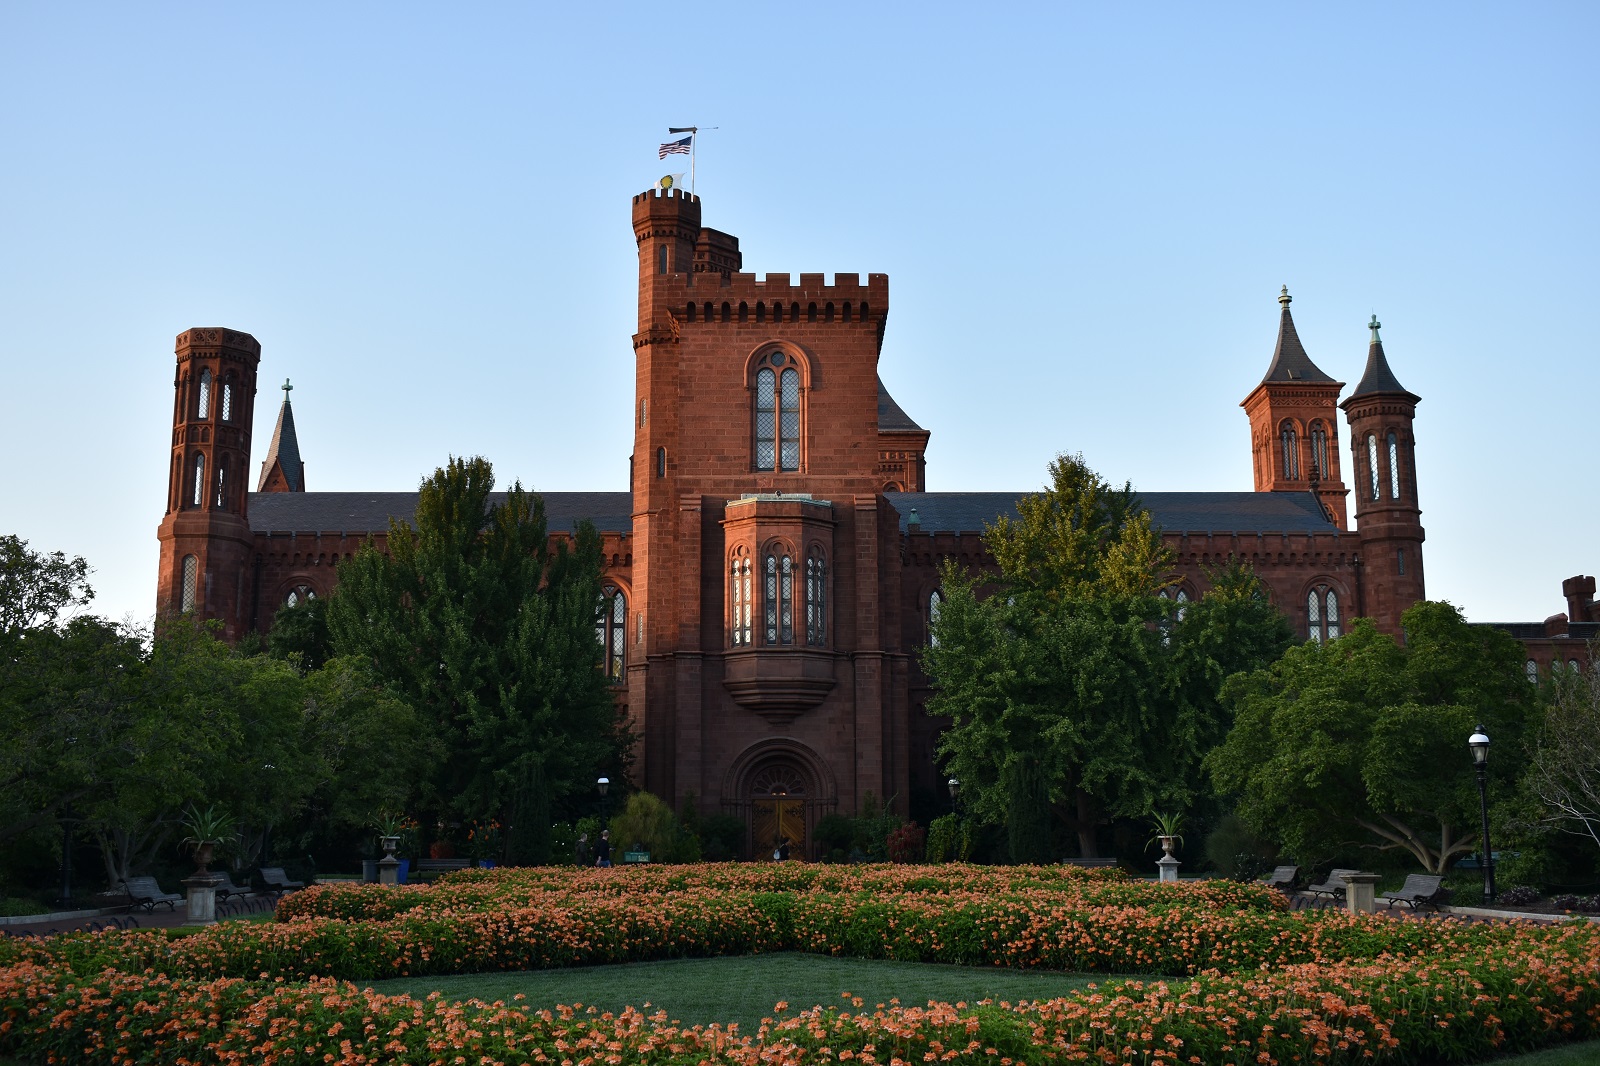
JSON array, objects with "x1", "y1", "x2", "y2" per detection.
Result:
[
  {"x1": 256, "y1": 378, "x2": 306, "y2": 492},
  {"x1": 1258, "y1": 286, "x2": 1337, "y2": 384},
  {"x1": 1349, "y1": 314, "x2": 1416, "y2": 399}
]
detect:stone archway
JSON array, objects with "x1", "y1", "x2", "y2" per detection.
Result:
[{"x1": 722, "y1": 738, "x2": 838, "y2": 861}]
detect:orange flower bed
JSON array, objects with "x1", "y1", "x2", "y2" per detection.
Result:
[{"x1": 2, "y1": 863, "x2": 1598, "y2": 1064}]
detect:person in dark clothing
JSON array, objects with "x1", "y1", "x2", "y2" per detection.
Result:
[
  {"x1": 777, "y1": 836, "x2": 791, "y2": 862},
  {"x1": 595, "y1": 830, "x2": 612, "y2": 868},
  {"x1": 575, "y1": 833, "x2": 590, "y2": 868}
]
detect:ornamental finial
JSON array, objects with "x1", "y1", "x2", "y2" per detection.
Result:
[
  {"x1": 1369, "y1": 314, "x2": 1382, "y2": 342},
  {"x1": 282, "y1": 378, "x2": 293, "y2": 398},
  {"x1": 1279, "y1": 285, "x2": 1292, "y2": 309}
]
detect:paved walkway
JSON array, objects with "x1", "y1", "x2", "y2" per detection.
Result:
[{"x1": 0, "y1": 895, "x2": 279, "y2": 938}]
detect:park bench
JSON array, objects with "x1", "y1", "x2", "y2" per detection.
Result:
[
  {"x1": 259, "y1": 867, "x2": 305, "y2": 895},
  {"x1": 122, "y1": 876, "x2": 182, "y2": 912},
  {"x1": 1259, "y1": 865, "x2": 1299, "y2": 893},
  {"x1": 414, "y1": 858, "x2": 472, "y2": 879},
  {"x1": 1306, "y1": 868, "x2": 1360, "y2": 901},
  {"x1": 1380, "y1": 874, "x2": 1451, "y2": 911},
  {"x1": 1060, "y1": 857, "x2": 1120, "y2": 868},
  {"x1": 209, "y1": 871, "x2": 254, "y2": 902}
]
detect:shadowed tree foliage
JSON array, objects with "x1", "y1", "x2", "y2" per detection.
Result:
[
  {"x1": 1208, "y1": 600, "x2": 1533, "y2": 873},
  {"x1": 326, "y1": 456, "x2": 629, "y2": 847},
  {"x1": 924, "y1": 454, "x2": 1292, "y2": 860}
]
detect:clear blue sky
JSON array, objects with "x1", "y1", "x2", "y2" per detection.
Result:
[{"x1": 1, "y1": 3, "x2": 1594, "y2": 628}]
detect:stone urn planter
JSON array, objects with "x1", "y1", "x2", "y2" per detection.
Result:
[{"x1": 191, "y1": 840, "x2": 218, "y2": 874}]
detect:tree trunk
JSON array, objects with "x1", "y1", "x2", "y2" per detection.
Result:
[{"x1": 1006, "y1": 757, "x2": 1052, "y2": 864}]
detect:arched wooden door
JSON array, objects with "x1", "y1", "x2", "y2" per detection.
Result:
[{"x1": 749, "y1": 763, "x2": 808, "y2": 857}]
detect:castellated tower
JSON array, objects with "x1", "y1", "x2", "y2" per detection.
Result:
[
  {"x1": 626, "y1": 186, "x2": 910, "y2": 827},
  {"x1": 1342, "y1": 315, "x2": 1425, "y2": 635},
  {"x1": 155, "y1": 327, "x2": 261, "y2": 641},
  {"x1": 1240, "y1": 288, "x2": 1350, "y2": 528}
]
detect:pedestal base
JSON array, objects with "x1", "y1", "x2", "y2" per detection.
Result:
[
  {"x1": 1156, "y1": 855, "x2": 1181, "y2": 883},
  {"x1": 182, "y1": 873, "x2": 224, "y2": 926},
  {"x1": 378, "y1": 856, "x2": 400, "y2": 886},
  {"x1": 1340, "y1": 871, "x2": 1382, "y2": 915}
]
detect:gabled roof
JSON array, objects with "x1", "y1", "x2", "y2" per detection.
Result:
[
  {"x1": 884, "y1": 490, "x2": 1341, "y2": 535},
  {"x1": 247, "y1": 491, "x2": 635, "y2": 536},
  {"x1": 1347, "y1": 316, "x2": 1417, "y2": 401},
  {"x1": 257, "y1": 391, "x2": 306, "y2": 492},
  {"x1": 1258, "y1": 287, "x2": 1337, "y2": 385},
  {"x1": 877, "y1": 377, "x2": 924, "y2": 432}
]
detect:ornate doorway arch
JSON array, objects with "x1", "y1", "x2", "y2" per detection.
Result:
[{"x1": 722, "y1": 738, "x2": 838, "y2": 860}]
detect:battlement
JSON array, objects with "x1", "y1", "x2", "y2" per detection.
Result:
[
  {"x1": 655, "y1": 270, "x2": 890, "y2": 321},
  {"x1": 632, "y1": 186, "x2": 700, "y2": 208},
  {"x1": 176, "y1": 327, "x2": 260, "y2": 355}
]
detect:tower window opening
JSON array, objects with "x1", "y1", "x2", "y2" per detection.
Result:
[
  {"x1": 686, "y1": 302, "x2": 696, "y2": 323},
  {"x1": 765, "y1": 554, "x2": 779, "y2": 644},
  {"x1": 1526, "y1": 659, "x2": 1539, "y2": 683},
  {"x1": 807, "y1": 302, "x2": 817, "y2": 322},
  {"x1": 1366, "y1": 433, "x2": 1380, "y2": 500},
  {"x1": 927, "y1": 589, "x2": 943, "y2": 647},
  {"x1": 730, "y1": 553, "x2": 752, "y2": 647},
  {"x1": 773, "y1": 302, "x2": 783, "y2": 323},
  {"x1": 191, "y1": 453, "x2": 205, "y2": 508},
  {"x1": 221, "y1": 378, "x2": 233, "y2": 422},
  {"x1": 756, "y1": 301, "x2": 765, "y2": 323},
  {"x1": 596, "y1": 585, "x2": 626, "y2": 683},
  {"x1": 1307, "y1": 584, "x2": 1341, "y2": 643},
  {"x1": 1310, "y1": 422, "x2": 1328, "y2": 479},
  {"x1": 181, "y1": 554, "x2": 198, "y2": 613},
  {"x1": 721, "y1": 302, "x2": 731, "y2": 323},
  {"x1": 860, "y1": 301, "x2": 869, "y2": 320},
  {"x1": 1279, "y1": 422, "x2": 1299, "y2": 480},
  {"x1": 1387, "y1": 430, "x2": 1401, "y2": 499},
  {"x1": 738, "y1": 301, "x2": 748, "y2": 322},
  {"x1": 780, "y1": 554, "x2": 794, "y2": 644},
  {"x1": 639, "y1": 399, "x2": 647, "y2": 427},
  {"x1": 215, "y1": 459, "x2": 227, "y2": 509},
  {"x1": 825, "y1": 302, "x2": 835, "y2": 322},
  {"x1": 1397, "y1": 548, "x2": 1406, "y2": 576},
  {"x1": 705, "y1": 302, "x2": 714, "y2": 321},
  {"x1": 790, "y1": 301, "x2": 800, "y2": 321},
  {"x1": 197, "y1": 368, "x2": 212, "y2": 420},
  {"x1": 842, "y1": 302, "x2": 852, "y2": 322},
  {"x1": 657, "y1": 245, "x2": 668, "y2": 274},
  {"x1": 657, "y1": 447, "x2": 667, "y2": 478}
]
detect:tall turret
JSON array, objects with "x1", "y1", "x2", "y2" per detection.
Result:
[
  {"x1": 257, "y1": 379, "x2": 306, "y2": 492},
  {"x1": 1240, "y1": 288, "x2": 1349, "y2": 527},
  {"x1": 1342, "y1": 315, "x2": 1425, "y2": 636},
  {"x1": 155, "y1": 327, "x2": 261, "y2": 639}
]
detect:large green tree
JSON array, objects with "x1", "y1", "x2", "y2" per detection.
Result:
[
  {"x1": 1207, "y1": 600, "x2": 1533, "y2": 873},
  {"x1": 924, "y1": 454, "x2": 1292, "y2": 859},
  {"x1": 326, "y1": 456, "x2": 626, "y2": 861}
]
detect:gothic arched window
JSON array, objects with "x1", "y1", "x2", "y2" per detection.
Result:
[
  {"x1": 805, "y1": 547, "x2": 827, "y2": 646},
  {"x1": 285, "y1": 585, "x2": 315, "y2": 609},
  {"x1": 1310, "y1": 422, "x2": 1329, "y2": 480},
  {"x1": 595, "y1": 585, "x2": 626, "y2": 683},
  {"x1": 729, "y1": 551, "x2": 752, "y2": 647},
  {"x1": 1307, "y1": 585, "x2": 1341, "y2": 643},
  {"x1": 763, "y1": 550, "x2": 795, "y2": 645},
  {"x1": 196, "y1": 368, "x2": 212, "y2": 420},
  {"x1": 1387, "y1": 431, "x2": 1401, "y2": 499},
  {"x1": 1279, "y1": 422, "x2": 1299, "y2": 480},
  {"x1": 1366, "y1": 433, "x2": 1380, "y2": 500},
  {"x1": 928, "y1": 589, "x2": 943, "y2": 647},
  {"x1": 181, "y1": 554, "x2": 198, "y2": 613},
  {"x1": 214, "y1": 458, "x2": 228, "y2": 510},
  {"x1": 221, "y1": 375, "x2": 234, "y2": 422},
  {"x1": 656, "y1": 447, "x2": 667, "y2": 478},
  {"x1": 191, "y1": 453, "x2": 205, "y2": 508},
  {"x1": 753, "y1": 351, "x2": 801, "y2": 472}
]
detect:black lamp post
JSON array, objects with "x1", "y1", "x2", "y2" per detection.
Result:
[
  {"x1": 597, "y1": 776, "x2": 610, "y2": 831},
  {"x1": 1468, "y1": 725, "x2": 1496, "y2": 905},
  {"x1": 947, "y1": 777, "x2": 961, "y2": 817}
]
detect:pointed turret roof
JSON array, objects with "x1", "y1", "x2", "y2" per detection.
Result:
[
  {"x1": 1348, "y1": 315, "x2": 1417, "y2": 400},
  {"x1": 256, "y1": 379, "x2": 306, "y2": 492},
  {"x1": 877, "y1": 377, "x2": 924, "y2": 432},
  {"x1": 1258, "y1": 287, "x2": 1337, "y2": 385}
]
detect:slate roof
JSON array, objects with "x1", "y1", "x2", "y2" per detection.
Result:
[
  {"x1": 248, "y1": 491, "x2": 634, "y2": 536},
  {"x1": 877, "y1": 377, "x2": 924, "y2": 432},
  {"x1": 1258, "y1": 292, "x2": 1338, "y2": 385},
  {"x1": 257, "y1": 398, "x2": 305, "y2": 491},
  {"x1": 884, "y1": 490, "x2": 1342, "y2": 535},
  {"x1": 1348, "y1": 325, "x2": 1416, "y2": 401},
  {"x1": 248, "y1": 488, "x2": 1338, "y2": 539}
]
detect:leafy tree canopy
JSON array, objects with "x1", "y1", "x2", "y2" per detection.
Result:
[
  {"x1": 925, "y1": 454, "x2": 1292, "y2": 859},
  {"x1": 325, "y1": 456, "x2": 628, "y2": 836},
  {"x1": 0, "y1": 534, "x2": 93, "y2": 636},
  {"x1": 1207, "y1": 600, "x2": 1533, "y2": 873}
]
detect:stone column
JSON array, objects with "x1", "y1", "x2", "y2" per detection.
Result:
[
  {"x1": 1340, "y1": 871, "x2": 1381, "y2": 915},
  {"x1": 378, "y1": 855, "x2": 400, "y2": 885},
  {"x1": 182, "y1": 873, "x2": 223, "y2": 926}
]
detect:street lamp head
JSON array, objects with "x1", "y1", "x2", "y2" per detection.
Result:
[
  {"x1": 597, "y1": 776, "x2": 610, "y2": 796},
  {"x1": 1468, "y1": 726, "x2": 1490, "y2": 767},
  {"x1": 947, "y1": 777, "x2": 960, "y2": 800}
]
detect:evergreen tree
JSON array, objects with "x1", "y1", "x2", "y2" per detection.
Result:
[{"x1": 326, "y1": 456, "x2": 628, "y2": 836}]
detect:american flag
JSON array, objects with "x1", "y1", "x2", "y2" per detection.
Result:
[{"x1": 659, "y1": 136, "x2": 692, "y2": 159}]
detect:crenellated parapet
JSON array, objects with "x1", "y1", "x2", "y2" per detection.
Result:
[{"x1": 657, "y1": 271, "x2": 889, "y2": 325}]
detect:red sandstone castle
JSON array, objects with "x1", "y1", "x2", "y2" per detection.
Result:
[{"x1": 156, "y1": 187, "x2": 1596, "y2": 848}]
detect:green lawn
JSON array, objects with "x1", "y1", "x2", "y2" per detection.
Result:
[{"x1": 369, "y1": 951, "x2": 1108, "y2": 1032}]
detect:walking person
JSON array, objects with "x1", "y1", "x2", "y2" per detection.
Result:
[
  {"x1": 595, "y1": 830, "x2": 612, "y2": 868},
  {"x1": 575, "y1": 833, "x2": 590, "y2": 868}
]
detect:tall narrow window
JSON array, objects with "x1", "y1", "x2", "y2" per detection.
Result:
[
  {"x1": 765, "y1": 554, "x2": 779, "y2": 644},
  {"x1": 1387, "y1": 431, "x2": 1401, "y2": 499},
  {"x1": 1310, "y1": 423, "x2": 1328, "y2": 479},
  {"x1": 753, "y1": 351, "x2": 802, "y2": 471},
  {"x1": 806, "y1": 548, "x2": 827, "y2": 646},
  {"x1": 656, "y1": 447, "x2": 666, "y2": 478},
  {"x1": 730, "y1": 554, "x2": 753, "y2": 647},
  {"x1": 1366, "y1": 434, "x2": 1380, "y2": 500},
  {"x1": 657, "y1": 245, "x2": 667, "y2": 274},
  {"x1": 1525, "y1": 659, "x2": 1539, "y2": 683},
  {"x1": 181, "y1": 554, "x2": 198, "y2": 612},
  {"x1": 196, "y1": 368, "x2": 212, "y2": 419},
  {"x1": 780, "y1": 555, "x2": 794, "y2": 644},
  {"x1": 1175, "y1": 588, "x2": 1189, "y2": 623},
  {"x1": 1307, "y1": 585, "x2": 1341, "y2": 642},
  {"x1": 595, "y1": 586, "x2": 626, "y2": 683},
  {"x1": 1397, "y1": 548, "x2": 1406, "y2": 576},
  {"x1": 928, "y1": 590, "x2": 943, "y2": 647},
  {"x1": 214, "y1": 459, "x2": 227, "y2": 509},
  {"x1": 1279, "y1": 422, "x2": 1299, "y2": 480},
  {"x1": 191, "y1": 453, "x2": 205, "y2": 508},
  {"x1": 220, "y1": 378, "x2": 233, "y2": 422}
]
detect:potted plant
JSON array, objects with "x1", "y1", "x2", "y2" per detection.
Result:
[
  {"x1": 179, "y1": 804, "x2": 236, "y2": 874},
  {"x1": 1147, "y1": 811, "x2": 1185, "y2": 858},
  {"x1": 372, "y1": 812, "x2": 405, "y2": 859}
]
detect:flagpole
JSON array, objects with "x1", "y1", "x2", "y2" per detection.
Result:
[{"x1": 690, "y1": 131, "x2": 696, "y2": 197}]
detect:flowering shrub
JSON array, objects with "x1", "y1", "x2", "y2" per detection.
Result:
[
  {"x1": 1499, "y1": 885, "x2": 1540, "y2": 906},
  {"x1": 2, "y1": 863, "x2": 1598, "y2": 1065}
]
